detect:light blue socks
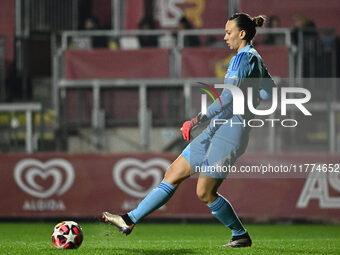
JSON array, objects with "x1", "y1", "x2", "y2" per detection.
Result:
[
  {"x1": 127, "y1": 180, "x2": 245, "y2": 236},
  {"x1": 208, "y1": 194, "x2": 246, "y2": 236},
  {"x1": 128, "y1": 181, "x2": 175, "y2": 223}
]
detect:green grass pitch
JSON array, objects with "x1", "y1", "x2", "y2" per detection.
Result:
[{"x1": 0, "y1": 222, "x2": 340, "y2": 254}]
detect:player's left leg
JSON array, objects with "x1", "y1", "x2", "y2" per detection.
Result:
[
  {"x1": 103, "y1": 155, "x2": 193, "y2": 235},
  {"x1": 196, "y1": 174, "x2": 251, "y2": 248},
  {"x1": 195, "y1": 123, "x2": 251, "y2": 248},
  {"x1": 103, "y1": 126, "x2": 212, "y2": 234},
  {"x1": 126, "y1": 155, "x2": 193, "y2": 223}
]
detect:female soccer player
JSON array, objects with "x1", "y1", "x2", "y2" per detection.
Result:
[{"x1": 103, "y1": 13, "x2": 276, "y2": 248}]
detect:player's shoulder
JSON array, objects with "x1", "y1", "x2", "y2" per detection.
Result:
[
  {"x1": 228, "y1": 46, "x2": 263, "y2": 75},
  {"x1": 230, "y1": 51, "x2": 256, "y2": 72},
  {"x1": 230, "y1": 52, "x2": 248, "y2": 72},
  {"x1": 241, "y1": 48, "x2": 265, "y2": 71},
  {"x1": 246, "y1": 47, "x2": 263, "y2": 62}
]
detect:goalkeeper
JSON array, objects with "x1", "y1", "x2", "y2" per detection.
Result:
[{"x1": 103, "y1": 12, "x2": 276, "y2": 248}]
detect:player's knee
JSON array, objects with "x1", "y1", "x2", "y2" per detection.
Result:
[
  {"x1": 163, "y1": 165, "x2": 185, "y2": 189},
  {"x1": 196, "y1": 187, "x2": 215, "y2": 204}
]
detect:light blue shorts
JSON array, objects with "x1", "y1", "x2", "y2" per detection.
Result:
[{"x1": 181, "y1": 117, "x2": 249, "y2": 179}]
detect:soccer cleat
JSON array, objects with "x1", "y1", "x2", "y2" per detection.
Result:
[
  {"x1": 102, "y1": 212, "x2": 135, "y2": 235},
  {"x1": 221, "y1": 232, "x2": 252, "y2": 248}
]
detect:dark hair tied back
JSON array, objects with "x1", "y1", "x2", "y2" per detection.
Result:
[
  {"x1": 253, "y1": 16, "x2": 265, "y2": 27},
  {"x1": 230, "y1": 13, "x2": 266, "y2": 42}
]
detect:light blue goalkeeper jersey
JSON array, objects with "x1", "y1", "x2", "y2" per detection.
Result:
[
  {"x1": 181, "y1": 44, "x2": 277, "y2": 178},
  {"x1": 205, "y1": 45, "x2": 276, "y2": 124}
]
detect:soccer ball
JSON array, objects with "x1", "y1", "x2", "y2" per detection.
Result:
[{"x1": 51, "y1": 221, "x2": 83, "y2": 249}]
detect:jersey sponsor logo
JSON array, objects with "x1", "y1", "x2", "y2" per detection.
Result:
[
  {"x1": 297, "y1": 168, "x2": 340, "y2": 209},
  {"x1": 113, "y1": 158, "x2": 171, "y2": 198}
]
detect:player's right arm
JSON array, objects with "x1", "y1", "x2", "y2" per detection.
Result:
[{"x1": 204, "y1": 53, "x2": 251, "y2": 120}]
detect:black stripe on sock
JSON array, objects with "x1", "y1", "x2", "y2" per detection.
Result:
[{"x1": 121, "y1": 214, "x2": 134, "y2": 226}]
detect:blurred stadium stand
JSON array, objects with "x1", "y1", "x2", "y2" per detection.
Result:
[
  {"x1": 0, "y1": 36, "x2": 5, "y2": 101},
  {"x1": 1, "y1": 0, "x2": 340, "y2": 223},
  {"x1": 64, "y1": 49, "x2": 170, "y2": 79},
  {"x1": 0, "y1": 0, "x2": 339, "y2": 154}
]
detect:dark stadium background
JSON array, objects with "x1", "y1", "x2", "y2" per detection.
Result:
[{"x1": 0, "y1": 0, "x2": 340, "y2": 225}]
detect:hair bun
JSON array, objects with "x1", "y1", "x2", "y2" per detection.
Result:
[{"x1": 253, "y1": 15, "x2": 266, "y2": 27}]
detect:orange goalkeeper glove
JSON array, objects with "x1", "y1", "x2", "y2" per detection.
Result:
[{"x1": 181, "y1": 113, "x2": 207, "y2": 141}]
